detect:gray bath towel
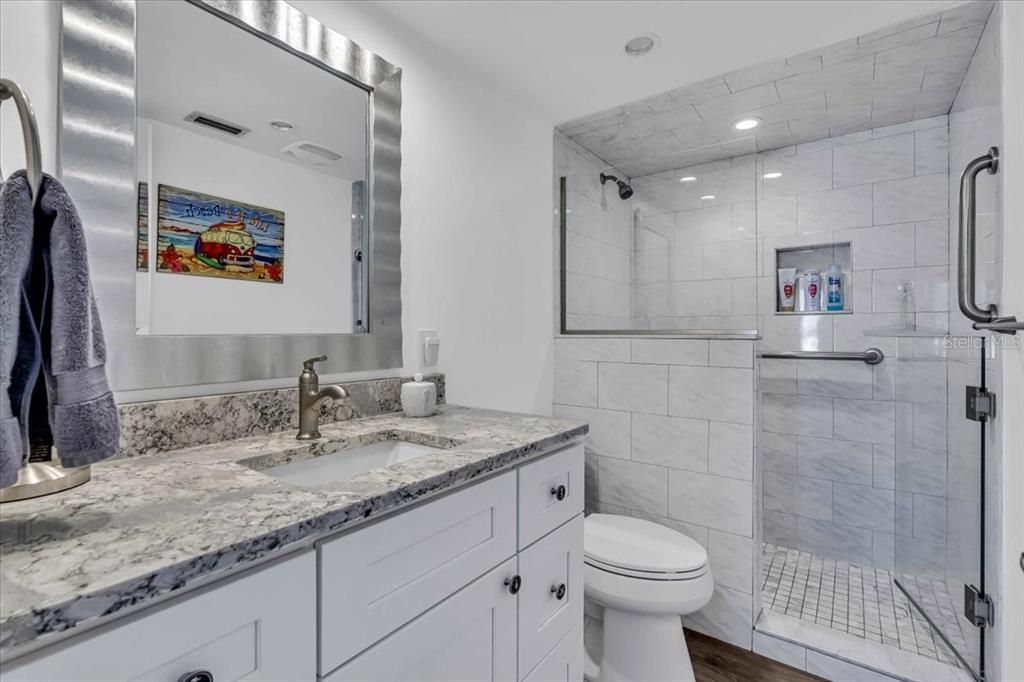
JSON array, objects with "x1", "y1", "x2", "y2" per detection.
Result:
[
  {"x1": 0, "y1": 171, "x2": 119, "y2": 487},
  {"x1": 0, "y1": 173, "x2": 38, "y2": 486}
]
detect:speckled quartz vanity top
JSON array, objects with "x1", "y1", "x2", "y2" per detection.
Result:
[{"x1": 0, "y1": 406, "x2": 587, "y2": 656}]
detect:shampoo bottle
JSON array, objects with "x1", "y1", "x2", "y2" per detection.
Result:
[{"x1": 825, "y1": 264, "x2": 844, "y2": 311}]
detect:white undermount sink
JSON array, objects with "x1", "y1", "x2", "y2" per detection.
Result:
[{"x1": 261, "y1": 440, "x2": 447, "y2": 488}]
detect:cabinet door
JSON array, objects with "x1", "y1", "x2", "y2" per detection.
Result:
[
  {"x1": 522, "y1": 625, "x2": 582, "y2": 682},
  {"x1": 319, "y1": 471, "x2": 517, "y2": 673},
  {"x1": 517, "y1": 515, "x2": 584, "y2": 677},
  {"x1": 324, "y1": 558, "x2": 519, "y2": 682},
  {"x1": 4, "y1": 552, "x2": 316, "y2": 682}
]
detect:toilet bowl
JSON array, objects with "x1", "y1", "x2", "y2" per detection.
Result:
[{"x1": 583, "y1": 514, "x2": 713, "y2": 682}]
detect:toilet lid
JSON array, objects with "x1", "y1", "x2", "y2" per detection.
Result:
[{"x1": 584, "y1": 514, "x2": 707, "y2": 574}]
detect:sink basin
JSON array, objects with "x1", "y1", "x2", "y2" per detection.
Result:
[{"x1": 260, "y1": 440, "x2": 448, "y2": 488}]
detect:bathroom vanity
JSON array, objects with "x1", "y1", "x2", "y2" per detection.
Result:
[{"x1": 0, "y1": 407, "x2": 587, "y2": 681}]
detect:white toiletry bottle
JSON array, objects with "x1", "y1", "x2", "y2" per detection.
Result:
[
  {"x1": 401, "y1": 373, "x2": 436, "y2": 418},
  {"x1": 804, "y1": 271, "x2": 821, "y2": 311},
  {"x1": 826, "y1": 264, "x2": 844, "y2": 311}
]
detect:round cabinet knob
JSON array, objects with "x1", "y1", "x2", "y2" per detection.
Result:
[
  {"x1": 178, "y1": 672, "x2": 214, "y2": 682},
  {"x1": 550, "y1": 484, "x2": 567, "y2": 501},
  {"x1": 551, "y1": 583, "x2": 567, "y2": 600},
  {"x1": 504, "y1": 575, "x2": 522, "y2": 595}
]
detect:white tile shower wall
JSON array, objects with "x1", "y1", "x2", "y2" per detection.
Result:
[
  {"x1": 755, "y1": 115, "x2": 954, "y2": 580},
  {"x1": 630, "y1": 157, "x2": 758, "y2": 331},
  {"x1": 556, "y1": 337, "x2": 757, "y2": 649},
  {"x1": 555, "y1": 131, "x2": 633, "y2": 330}
]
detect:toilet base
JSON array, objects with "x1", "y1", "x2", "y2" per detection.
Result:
[{"x1": 585, "y1": 608, "x2": 694, "y2": 682}]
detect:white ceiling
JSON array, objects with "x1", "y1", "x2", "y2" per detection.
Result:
[
  {"x1": 559, "y1": 1, "x2": 993, "y2": 177},
  {"x1": 359, "y1": 0, "x2": 970, "y2": 125},
  {"x1": 137, "y1": 1, "x2": 368, "y2": 180}
]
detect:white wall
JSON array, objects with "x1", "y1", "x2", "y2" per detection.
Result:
[
  {"x1": 1, "y1": 1, "x2": 556, "y2": 414},
  {"x1": 136, "y1": 118, "x2": 352, "y2": 336}
]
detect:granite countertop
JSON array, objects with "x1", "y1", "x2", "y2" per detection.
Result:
[{"x1": 0, "y1": 405, "x2": 587, "y2": 658}]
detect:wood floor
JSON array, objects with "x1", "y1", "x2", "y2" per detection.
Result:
[{"x1": 685, "y1": 629, "x2": 826, "y2": 682}]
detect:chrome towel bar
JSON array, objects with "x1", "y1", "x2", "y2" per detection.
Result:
[{"x1": 759, "y1": 348, "x2": 885, "y2": 365}]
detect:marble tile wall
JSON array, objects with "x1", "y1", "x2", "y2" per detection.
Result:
[
  {"x1": 554, "y1": 336, "x2": 757, "y2": 649},
  {"x1": 555, "y1": 131, "x2": 633, "y2": 330},
  {"x1": 115, "y1": 373, "x2": 446, "y2": 457},
  {"x1": 755, "y1": 116, "x2": 953, "y2": 579}
]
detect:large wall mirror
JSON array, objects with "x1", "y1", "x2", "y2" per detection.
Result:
[{"x1": 60, "y1": 0, "x2": 402, "y2": 392}]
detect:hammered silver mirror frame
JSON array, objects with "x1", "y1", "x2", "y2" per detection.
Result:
[{"x1": 59, "y1": 0, "x2": 402, "y2": 393}]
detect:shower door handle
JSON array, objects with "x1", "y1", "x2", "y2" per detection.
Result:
[{"x1": 957, "y1": 147, "x2": 1000, "y2": 324}]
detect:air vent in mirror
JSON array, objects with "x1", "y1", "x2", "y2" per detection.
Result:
[{"x1": 184, "y1": 111, "x2": 250, "y2": 137}]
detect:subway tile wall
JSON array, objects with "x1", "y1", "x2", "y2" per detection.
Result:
[{"x1": 554, "y1": 337, "x2": 758, "y2": 649}]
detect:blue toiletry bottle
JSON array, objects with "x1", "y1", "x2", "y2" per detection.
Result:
[{"x1": 826, "y1": 264, "x2": 844, "y2": 311}]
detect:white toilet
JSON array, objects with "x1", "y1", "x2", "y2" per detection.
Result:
[{"x1": 583, "y1": 514, "x2": 713, "y2": 682}]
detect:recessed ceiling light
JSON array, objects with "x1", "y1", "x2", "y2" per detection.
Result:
[
  {"x1": 679, "y1": 176, "x2": 697, "y2": 183},
  {"x1": 624, "y1": 34, "x2": 659, "y2": 57},
  {"x1": 733, "y1": 117, "x2": 761, "y2": 131},
  {"x1": 763, "y1": 172, "x2": 782, "y2": 179},
  {"x1": 270, "y1": 120, "x2": 294, "y2": 131},
  {"x1": 701, "y1": 194, "x2": 716, "y2": 200}
]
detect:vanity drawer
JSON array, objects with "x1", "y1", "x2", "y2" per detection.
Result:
[
  {"x1": 318, "y1": 471, "x2": 517, "y2": 675},
  {"x1": 3, "y1": 552, "x2": 316, "y2": 682},
  {"x1": 517, "y1": 444, "x2": 584, "y2": 548}
]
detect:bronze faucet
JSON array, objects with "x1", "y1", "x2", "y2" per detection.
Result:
[{"x1": 296, "y1": 355, "x2": 349, "y2": 440}]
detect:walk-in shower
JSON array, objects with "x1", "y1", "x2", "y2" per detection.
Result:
[{"x1": 556, "y1": 2, "x2": 1010, "y2": 680}]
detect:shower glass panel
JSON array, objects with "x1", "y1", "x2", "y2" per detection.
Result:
[
  {"x1": 892, "y1": 337, "x2": 985, "y2": 678},
  {"x1": 557, "y1": 135, "x2": 759, "y2": 336}
]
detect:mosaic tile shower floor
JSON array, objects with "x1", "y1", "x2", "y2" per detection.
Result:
[{"x1": 760, "y1": 543, "x2": 972, "y2": 667}]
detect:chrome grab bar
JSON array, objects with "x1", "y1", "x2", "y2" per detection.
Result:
[
  {"x1": 0, "y1": 77, "x2": 43, "y2": 205},
  {"x1": 759, "y1": 348, "x2": 885, "y2": 365},
  {"x1": 958, "y1": 147, "x2": 999, "y2": 323}
]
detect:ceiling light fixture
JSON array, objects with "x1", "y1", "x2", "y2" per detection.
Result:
[
  {"x1": 763, "y1": 172, "x2": 782, "y2": 179},
  {"x1": 733, "y1": 117, "x2": 761, "y2": 131},
  {"x1": 270, "y1": 120, "x2": 294, "y2": 131},
  {"x1": 679, "y1": 176, "x2": 697, "y2": 183},
  {"x1": 701, "y1": 194, "x2": 716, "y2": 200},
  {"x1": 624, "y1": 34, "x2": 659, "y2": 57}
]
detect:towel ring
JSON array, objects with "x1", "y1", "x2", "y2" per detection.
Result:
[{"x1": 0, "y1": 77, "x2": 44, "y2": 205}]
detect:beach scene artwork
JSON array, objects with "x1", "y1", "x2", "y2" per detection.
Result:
[
  {"x1": 156, "y1": 184, "x2": 285, "y2": 283},
  {"x1": 136, "y1": 182, "x2": 149, "y2": 271}
]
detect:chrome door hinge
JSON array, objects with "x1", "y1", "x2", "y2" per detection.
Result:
[
  {"x1": 964, "y1": 584, "x2": 994, "y2": 627},
  {"x1": 966, "y1": 386, "x2": 996, "y2": 422}
]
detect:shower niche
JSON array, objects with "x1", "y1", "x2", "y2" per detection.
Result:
[{"x1": 773, "y1": 242, "x2": 851, "y2": 315}]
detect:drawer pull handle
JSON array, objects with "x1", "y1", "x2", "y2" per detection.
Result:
[
  {"x1": 550, "y1": 484, "x2": 567, "y2": 501},
  {"x1": 504, "y1": 575, "x2": 522, "y2": 595},
  {"x1": 178, "y1": 672, "x2": 214, "y2": 682},
  {"x1": 551, "y1": 583, "x2": 567, "y2": 600}
]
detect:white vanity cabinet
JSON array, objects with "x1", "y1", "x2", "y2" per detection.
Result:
[{"x1": 2, "y1": 443, "x2": 584, "y2": 682}]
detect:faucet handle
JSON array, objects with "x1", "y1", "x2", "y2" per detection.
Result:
[{"x1": 302, "y1": 355, "x2": 328, "y2": 371}]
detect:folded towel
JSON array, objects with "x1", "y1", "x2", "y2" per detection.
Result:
[{"x1": 0, "y1": 170, "x2": 119, "y2": 487}]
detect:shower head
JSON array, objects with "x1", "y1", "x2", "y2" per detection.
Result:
[{"x1": 600, "y1": 172, "x2": 634, "y2": 200}]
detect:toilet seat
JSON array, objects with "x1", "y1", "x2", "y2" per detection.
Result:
[{"x1": 584, "y1": 513, "x2": 708, "y2": 581}]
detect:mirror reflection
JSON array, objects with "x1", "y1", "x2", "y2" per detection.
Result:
[{"x1": 134, "y1": 0, "x2": 369, "y2": 336}]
